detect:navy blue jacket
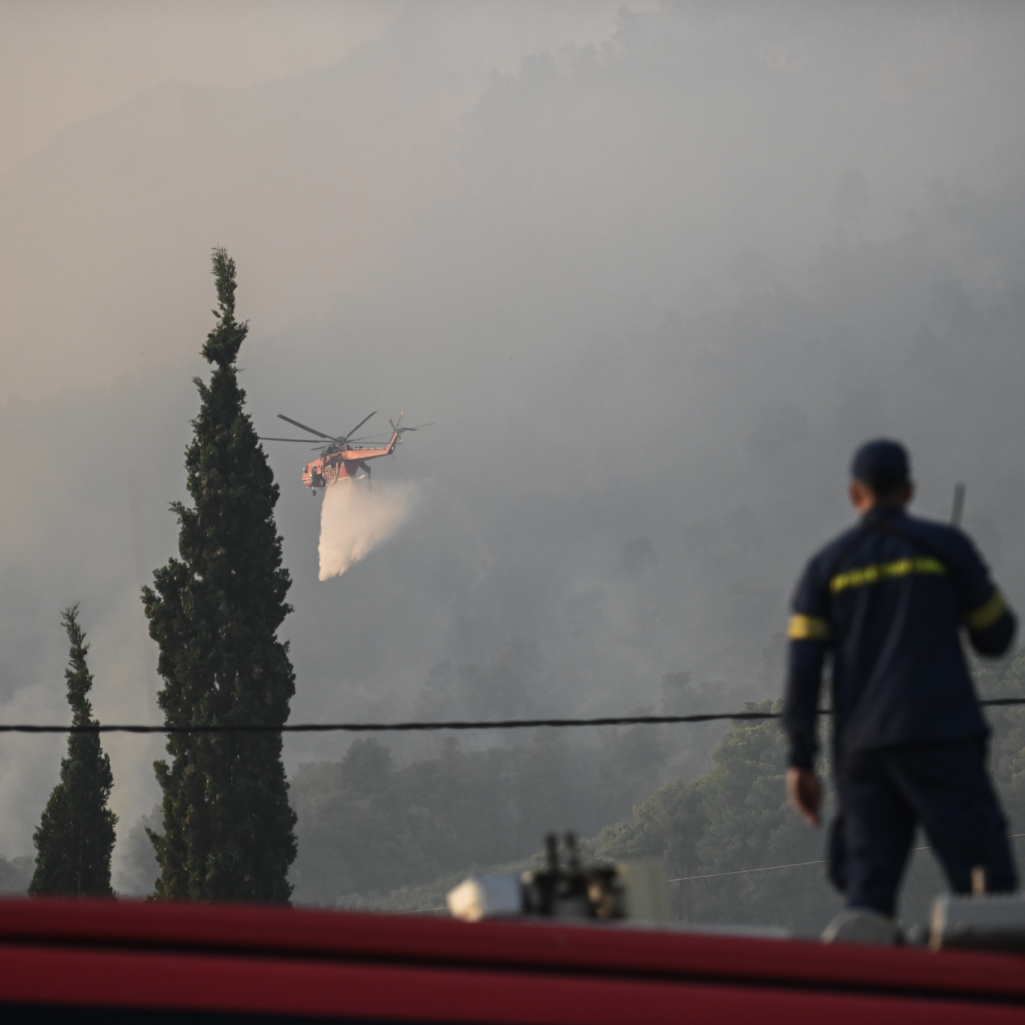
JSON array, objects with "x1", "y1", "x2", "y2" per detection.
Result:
[{"x1": 783, "y1": 505, "x2": 1015, "y2": 771}]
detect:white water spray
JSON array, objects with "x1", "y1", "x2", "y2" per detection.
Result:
[{"x1": 318, "y1": 479, "x2": 415, "y2": 580}]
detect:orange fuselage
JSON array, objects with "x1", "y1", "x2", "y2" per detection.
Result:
[{"x1": 302, "y1": 437, "x2": 398, "y2": 489}]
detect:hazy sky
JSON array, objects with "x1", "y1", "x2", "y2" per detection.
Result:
[
  {"x1": 1, "y1": 1, "x2": 1024, "y2": 887},
  {"x1": 0, "y1": 1, "x2": 406, "y2": 178},
  {"x1": 0, "y1": 0, "x2": 658, "y2": 399},
  {"x1": 0, "y1": 1, "x2": 656, "y2": 182}
]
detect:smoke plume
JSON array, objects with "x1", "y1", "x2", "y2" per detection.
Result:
[{"x1": 318, "y1": 480, "x2": 415, "y2": 581}]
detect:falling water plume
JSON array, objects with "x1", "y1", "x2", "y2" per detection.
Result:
[{"x1": 318, "y1": 480, "x2": 415, "y2": 580}]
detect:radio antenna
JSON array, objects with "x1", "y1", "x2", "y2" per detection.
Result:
[{"x1": 951, "y1": 483, "x2": 966, "y2": 526}]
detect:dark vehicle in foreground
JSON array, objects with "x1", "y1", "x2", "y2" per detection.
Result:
[{"x1": 1, "y1": 897, "x2": 1024, "y2": 1023}]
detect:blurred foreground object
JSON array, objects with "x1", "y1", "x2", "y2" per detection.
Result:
[
  {"x1": 448, "y1": 832, "x2": 668, "y2": 923},
  {"x1": 4, "y1": 897, "x2": 1025, "y2": 1022},
  {"x1": 616, "y1": 860, "x2": 672, "y2": 923},
  {"x1": 447, "y1": 875, "x2": 522, "y2": 922},
  {"x1": 821, "y1": 908, "x2": 902, "y2": 945},
  {"x1": 931, "y1": 893, "x2": 1025, "y2": 952}
]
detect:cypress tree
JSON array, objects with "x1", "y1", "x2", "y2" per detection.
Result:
[
  {"x1": 29, "y1": 605, "x2": 117, "y2": 897},
  {"x1": 143, "y1": 249, "x2": 297, "y2": 902}
]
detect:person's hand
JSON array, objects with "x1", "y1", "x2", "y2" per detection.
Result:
[{"x1": 787, "y1": 767, "x2": 822, "y2": 827}]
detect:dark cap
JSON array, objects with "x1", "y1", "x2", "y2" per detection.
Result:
[{"x1": 851, "y1": 439, "x2": 910, "y2": 493}]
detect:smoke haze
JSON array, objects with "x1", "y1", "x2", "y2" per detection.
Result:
[
  {"x1": 1, "y1": 1, "x2": 1025, "y2": 901},
  {"x1": 318, "y1": 481, "x2": 415, "y2": 581}
]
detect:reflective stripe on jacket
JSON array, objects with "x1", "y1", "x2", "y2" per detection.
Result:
[{"x1": 783, "y1": 505, "x2": 1015, "y2": 770}]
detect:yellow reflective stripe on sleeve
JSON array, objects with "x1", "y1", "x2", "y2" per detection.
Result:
[
  {"x1": 788, "y1": 614, "x2": 831, "y2": 642},
  {"x1": 966, "y1": 591, "x2": 1007, "y2": 632},
  {"x1": 830, "y1": 556, "x2": 946, "y2": 594}
]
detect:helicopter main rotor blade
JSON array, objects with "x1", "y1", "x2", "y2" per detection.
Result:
[
  {"x1": 259, "y1": 436, "x2": 326, "y2": 443},
  {"x1": 342, "y1": 411, "x2": 377, "y2": 440},
  {"x1": 277, "y1": 414, "x2": 335, "y2": 440}
]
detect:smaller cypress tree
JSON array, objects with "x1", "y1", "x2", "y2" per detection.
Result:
[{"x1": 29, "y1": 605, "x2": 117, "y2": 897}]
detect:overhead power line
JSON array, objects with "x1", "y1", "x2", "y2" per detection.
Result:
[
  {"x1": 0, "y1": 697, "x2": 1023, "y2": 733},
  {"x1": 671, "y1": 858, "x2": 829, "y2": 882},
  {"x1": 0, "y1": 712, "x2": 780, "y2": 734},
  {"x1": 668, "y1": 833, "x2": 1025, "y2": 883}
]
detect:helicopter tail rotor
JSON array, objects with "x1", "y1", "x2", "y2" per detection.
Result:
[{"x1": 389, "y1": 413, "x2": 433, "y2": 438}]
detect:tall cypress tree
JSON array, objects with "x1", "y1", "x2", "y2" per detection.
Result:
[
  {"x1": 29, "y1": 605, "x2": 117, "y2": 897},
  {"x1": 143, "y1": 249, "x2": 297, "y2": 902}
]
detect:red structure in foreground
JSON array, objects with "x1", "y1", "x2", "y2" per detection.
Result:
[{"x1": 0, "y1": 897, "x2": 1023, "y2": 1022}]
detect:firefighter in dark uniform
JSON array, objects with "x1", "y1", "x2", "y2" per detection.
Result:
[{"x1": 784, "y1": 439, "x2": 1017, "y2": 928}]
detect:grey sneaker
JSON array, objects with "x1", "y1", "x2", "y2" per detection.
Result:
[{"x1": 821, "y1": 908, "x2": 902, "y2": 945}]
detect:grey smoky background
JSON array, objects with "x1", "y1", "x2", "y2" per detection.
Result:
[{"x1": 1, "y1": 2, "x2": 1024, "y2": 922}]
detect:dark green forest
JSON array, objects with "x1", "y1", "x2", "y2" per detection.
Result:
[{"x1": 102, "y1": 653, "x2": 1025, "y2": 936}]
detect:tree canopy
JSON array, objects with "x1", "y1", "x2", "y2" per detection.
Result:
[
  {"x1": 29, "y1": 605, "x2": 116, "y2": 897},
  {"x1": 143, "y1": 248, "x2": 296, "y2": 902}
]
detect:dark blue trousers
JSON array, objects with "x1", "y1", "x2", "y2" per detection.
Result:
[{"x1": 830, "y1": 740, "x2": 1017, "y2": 916}]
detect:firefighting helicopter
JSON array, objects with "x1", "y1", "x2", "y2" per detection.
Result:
[{"x1": 259, "y1": 411, "x2": 429, "y2": 494}]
